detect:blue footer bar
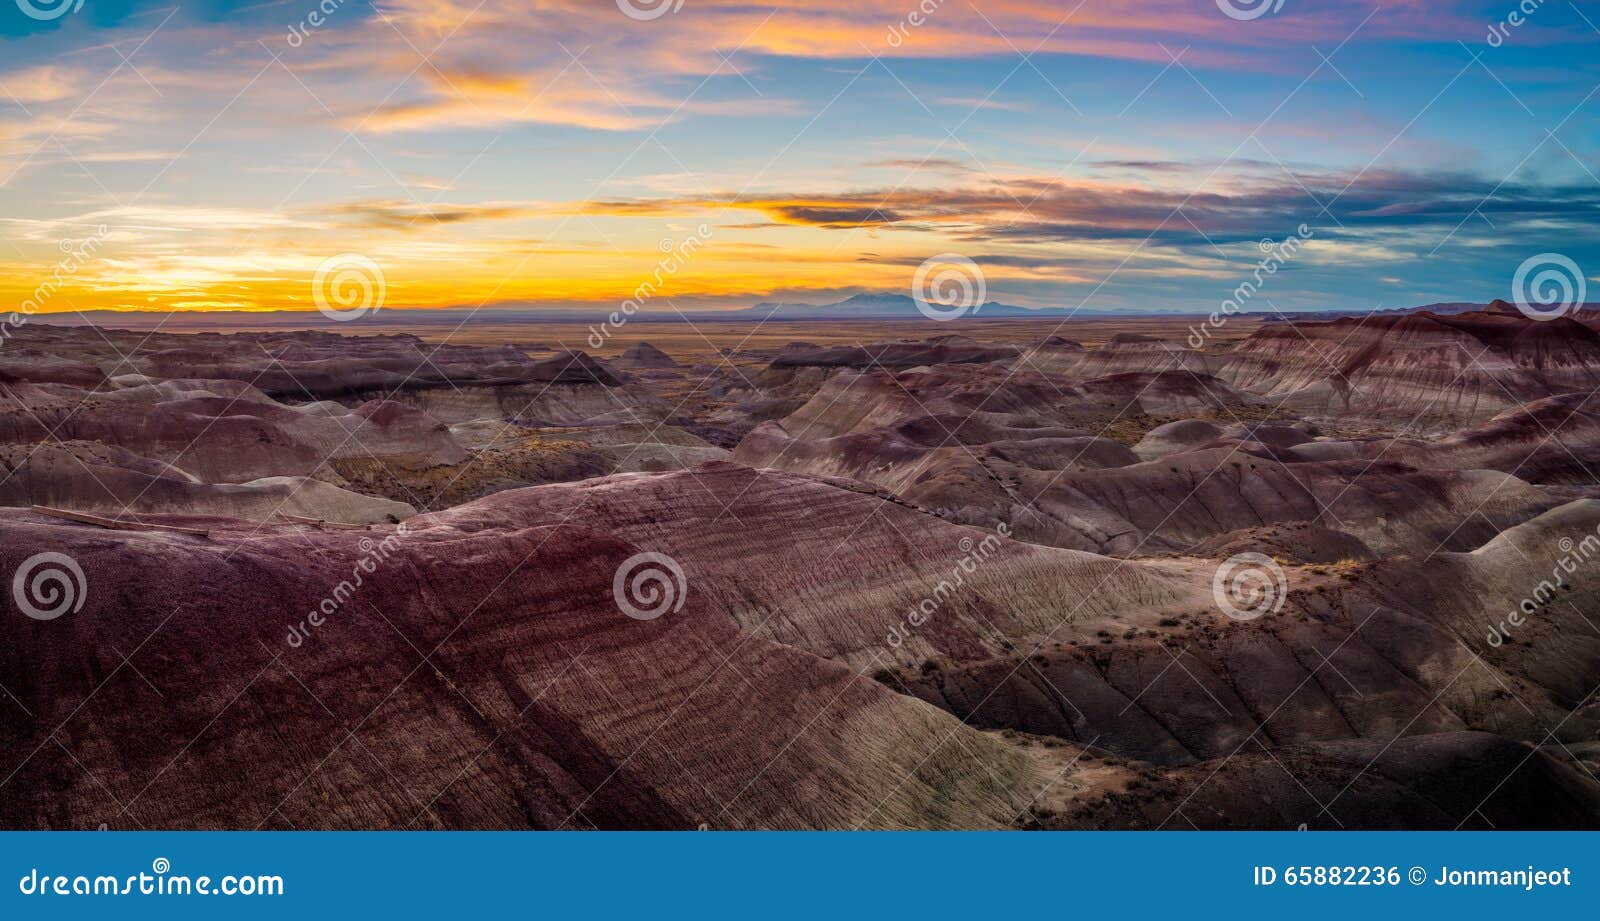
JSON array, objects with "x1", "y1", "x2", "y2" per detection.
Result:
[{"x1": 0, "y1": 832, "x2": 1590, "y2": 918}]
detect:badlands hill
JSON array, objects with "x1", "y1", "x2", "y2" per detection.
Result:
[
  {"x1": 2, "y1": 314, "x2": 1599, "y2": 829},
  {"x1": 0, "y1": 324, "x2": 725, "y2": 520},
  {"x1": 1219, "y1": 301, "x2": 1600, "y2": 427}
]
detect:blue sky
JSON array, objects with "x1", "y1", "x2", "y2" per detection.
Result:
[{"x1": 2, "y1": 0, "x2": 1598, "y2": 314}]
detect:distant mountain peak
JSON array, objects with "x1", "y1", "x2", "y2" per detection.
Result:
[
  {"x1": 836, "y1": 292, "x2": 922, "y2": 309},
  {"x1": 737, "y1": 292, "x2": 1096, "y2": 319}
]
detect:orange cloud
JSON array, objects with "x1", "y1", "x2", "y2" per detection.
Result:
[{"x1": 342, "y1": 0, "x2": 1478, "y2": 136}]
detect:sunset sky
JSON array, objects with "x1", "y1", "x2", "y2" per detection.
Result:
[{"x1": 2, "y1": 0, "x2": 1598, "y2": 315}]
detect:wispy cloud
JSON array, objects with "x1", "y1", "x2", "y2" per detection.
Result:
[
  {"x1": 0, "y1": 0, "x2": 1596, "y2": 315},
  {"x1": 570, "y1": 167, "x2": 1600, "y2": 246}
]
